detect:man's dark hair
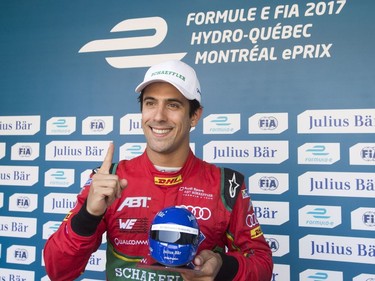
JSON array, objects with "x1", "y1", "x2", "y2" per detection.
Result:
[{"x1": 138, "y1": 91, "x2": 201, "y2": 118}]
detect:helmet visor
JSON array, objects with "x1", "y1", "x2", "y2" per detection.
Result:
[
  {"x1": 151, "y1": 230, "x2": 197, "y2": 245},
  {"x1": 151, "y1": 223, "x2": 199, "y2": 245}
]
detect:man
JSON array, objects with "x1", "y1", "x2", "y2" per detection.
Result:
[{"x1": 44, "y1": 60, "x2": 273, "y2": 281}]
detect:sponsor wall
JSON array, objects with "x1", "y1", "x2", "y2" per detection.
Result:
[{"x1": 0, "y1": 1, "x2": 374, "y2": 280}]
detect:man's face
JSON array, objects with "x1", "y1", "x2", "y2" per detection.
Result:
[{"x1": 141, "y1": 82, "x2": 200, "y2": 157}]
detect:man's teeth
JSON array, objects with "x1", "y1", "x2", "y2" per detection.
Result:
[{"x1": 153, "y1": 128, "x2": 170, "y2": 134}]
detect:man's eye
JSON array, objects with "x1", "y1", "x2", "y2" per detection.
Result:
[
  {"x1": 168, "y1": 103, "x2": 180, "y2": 109},
  {"x1": 144, "y1": 101, "x2": 155, "y2": 106}
]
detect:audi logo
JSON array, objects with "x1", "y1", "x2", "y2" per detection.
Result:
[
  {"x1": 178, "y1": 205, "x2": 212, "y2": 220},
  {"x1": 246, "y1": 213, "x2": 259, "y2": 228}
]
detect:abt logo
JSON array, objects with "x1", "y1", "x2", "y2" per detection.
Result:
[
  {"x1": 117, "y1": 197, "x2": 151, "y2": 211},
  {"x1": 79, "y1": 17, "x2": 187, "y2": 68}
]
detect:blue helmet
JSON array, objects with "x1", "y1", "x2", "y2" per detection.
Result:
[{"x1": 149, "y1": 206, "x2": 200, "y2": 267}]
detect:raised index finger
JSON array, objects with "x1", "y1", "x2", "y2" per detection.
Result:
[{"x1": 97, "y1": 142, "x2": 114, "y2": 174}]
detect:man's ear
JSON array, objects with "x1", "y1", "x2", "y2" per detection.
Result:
[{"x1": 191, "y1": 107, "x2": 203, "y2": 127}]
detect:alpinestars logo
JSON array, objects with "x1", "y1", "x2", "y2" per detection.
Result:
[
  {"x1": 79, "y1": 17, "x2": 187, "y2": 68},
  {"x1": 229, "y1": 173, "x2": 240, "y2": 198}
]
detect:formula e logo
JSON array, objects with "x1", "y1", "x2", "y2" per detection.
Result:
[{"x1": 79, "y1": 17, "x2": 187, "y2": 68}]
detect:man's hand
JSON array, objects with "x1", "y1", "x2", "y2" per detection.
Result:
[
  {"x1": 86, "y1": 143, "x2": 127, "y2": 216},
  {"x1": 181, "y1": 250, "x2": 223, "y2": 281}
]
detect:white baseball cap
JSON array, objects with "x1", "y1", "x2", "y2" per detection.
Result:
[{"x1": 135, "y1": 60, "x2": 202, "y2": 104}]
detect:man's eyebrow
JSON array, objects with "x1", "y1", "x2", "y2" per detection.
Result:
[
  {"x1": 165, "y1": 98, "x2": 184, "y2": 104},
  {"x1": 143, "y1": 96, "x2": 184, "y2": 104},
  {"x1": 143, "y1": 96, "x2": 156, "y2": 101}
]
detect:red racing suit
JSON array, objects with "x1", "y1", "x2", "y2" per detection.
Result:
[{"x1": 44, "y1": 150, "x2": 273, "y2": 281}]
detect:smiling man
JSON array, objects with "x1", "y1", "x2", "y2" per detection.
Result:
[{"x1": 44, "y1": 60, "x2": 273, "y2": 281}]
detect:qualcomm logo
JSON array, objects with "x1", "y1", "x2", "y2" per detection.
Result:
[
  {"x1": 203, "y1": 114, "x2": 240, "y2": 134},
  {"x1": 79, "y1": 17, "x2": 187, "y2": 68},
  {"x1": 298, "y1": 143, "x2": 340, "y2": 165}
]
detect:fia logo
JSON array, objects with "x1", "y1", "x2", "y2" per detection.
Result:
[
  {"x1": 363, "y1": 211, "x2": 375, "y2": 227},
  {"x1": 361, "y1": 147, "x2": 375, "y2": 161},
  {"x1": 258, "y1": 116, "x2": 278, "y2": 130},
  {"x1": 259, "y1": 176, "x2": 278, "y2": 191},
  {"x1": 14, "y1": 248, "x2": 28, "y2": 261},
  {"x1": 79, "y1": 17, "x2": 187, "y2": 68}
]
